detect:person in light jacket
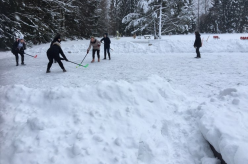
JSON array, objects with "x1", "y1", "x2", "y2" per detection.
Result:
[{"x1": 87, "y1": 36, "x2": 101, "y2": 63}]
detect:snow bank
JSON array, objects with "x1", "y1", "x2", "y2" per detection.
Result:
[
  {"x1": 148, "y1": 39, "x2": 248, "y2": 53},
  {"x1": 26, "y1": 34, "x2": 248, "y2": 56},
  {"x1": 0, "y1": 76, "x2": 215, "y2": 164},
  {"x1": 198, "y1": 87, "x2": 248, "y2": 164}
]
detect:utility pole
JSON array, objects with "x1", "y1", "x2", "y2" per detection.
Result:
[
  {"x1": 198, "y1": 0, "x2": 200, "y2": 31},
  {"x1": 159, "y1": 1, "x2": 162, "y2": 39},
  {"x1": 205, "y1": 0, "x2": 207, "y2": 14}
]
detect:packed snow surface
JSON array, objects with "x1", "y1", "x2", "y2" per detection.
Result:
[{"x1": 0, "y1": 33, "x2": 248, "y2": 164}]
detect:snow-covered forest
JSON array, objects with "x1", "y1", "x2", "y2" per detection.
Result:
[{"x1": 0, "y1": 0, "x2": 248, "y2": 50}]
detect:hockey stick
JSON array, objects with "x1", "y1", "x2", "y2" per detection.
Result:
[
  {"x1": 24, "y1": 53, "x2": 37, "y2": 58},
  {"x1": 67, "y1": 60, "x2": 89, "y2": 68},
  {"x1": 206, "y1": 35, "x2": 210, "y2": 42},
  {"x1": 101, "y1": 42, "x2": 114, "y2": 51},
  {"x1": 76, "y1": 53, "x2": 88, "y2": 68}
]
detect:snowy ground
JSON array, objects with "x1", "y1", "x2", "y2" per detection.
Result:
[{"x1": 0, "y1": 34, "x2": 248, "y2": 164}]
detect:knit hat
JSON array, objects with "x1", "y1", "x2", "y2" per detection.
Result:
[
  {"x1": 54, "y1": 34, "x2": 61, "y2": 41},
  {"x1": 90, "y1": 36, "x2": 95, "y2": 39},
  {"x1": 19, "y1": 36, "x2": 24, "y2": 40}
]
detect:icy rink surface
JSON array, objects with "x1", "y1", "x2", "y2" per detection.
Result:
[{"x1": 0, "y1": 34, "x2": 248, "y2": 164}]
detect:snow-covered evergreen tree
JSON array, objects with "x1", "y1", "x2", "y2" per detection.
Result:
[
  {"x1": 200, "y1": 0, "x2": 248, "y2": 33},
  {"x1": 0, "y1": 0, "x2": 100, "y2": 50},
  {"x1": 122, "y1": 0, "x2": 195, "y2": 36}
]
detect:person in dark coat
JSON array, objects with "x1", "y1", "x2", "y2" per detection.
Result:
[
  {"x1": 11, "y1": 36, "x2": 26, "y2": 66},
  {"x1": 50, "y1": 34, "x2": 61, "y2": 63},
  {"x1": 194, "y1": 31, "x2": 202, "y2": 58},
  {"x1": 100, "y1": 33, "x2": 111, "y2": 60},
  {"x1": 46, "y1": 35, "x2": 68, "y2": 73}
]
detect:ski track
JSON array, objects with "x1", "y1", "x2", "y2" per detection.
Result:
[{"x1": 0, "y1": 36, "x2": 248, "y2": 164}]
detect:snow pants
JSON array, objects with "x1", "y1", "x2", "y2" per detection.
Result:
[
  {"x1": 47, "y1": 54, "x2": 65, "y2": 71},
  {"x1": 14, "y1": 52, "x2": 24, "y2": 64},
  {"x1": 196, "y1": 47, "x2": 201, "y2": 58},
  {"x1": 92, "y1": 49, "x2": 100, "y2": 59},
  {"x1": 104, "y1": 47, "x2": 110, "y2": 59}
]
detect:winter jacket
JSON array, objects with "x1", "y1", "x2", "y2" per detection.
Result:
[
  {"x1": 194, "y1": 33, "x2": 202, "y2": 47},
  {"x1": 87, "y1": 39, "x2": 101, "y2": 51},
  {"x1": 47, "y1": 42, "x2": 68, "y2": 60},
  {"x1": 12, "y1": 41, "x2": 26, "y2": 54},
  {"x1": 100, "y1": 37, "x2": 111, "y2": 48},
  {"x1": 50, "y1": 40, "x2": 56, "y2": 48}
]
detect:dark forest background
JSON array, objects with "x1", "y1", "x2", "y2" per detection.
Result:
[{"x1": 0, "y1": 0, "x2": 247, "y2": 50}]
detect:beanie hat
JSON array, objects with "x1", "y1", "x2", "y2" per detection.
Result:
[
  {"x1": 90, "y1": 36, "x2": 95, "y2": 39},
  {"x1": 54, "y1": 34, "x2": 61, "y2": 41}
]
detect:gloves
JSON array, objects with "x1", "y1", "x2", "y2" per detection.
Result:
[{"x1": 87, "y1": 50, "x2": 89, "y2": 54}]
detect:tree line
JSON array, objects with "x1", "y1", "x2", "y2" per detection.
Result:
[{"x1": 0, "y1": 0, "x2": 247, "y2": 50}]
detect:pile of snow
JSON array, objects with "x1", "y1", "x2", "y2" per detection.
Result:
[
  {"x1": 0, "y1": 76, "x2": 216, "y2": 164},
  {"x1": 198, "y1": 87, "x2": 248, "y2": 164},
  {"x1": 148, "y1": 39, "x2": 248, "y2": 53},
  {"x1": 26, "y1": 33, "x2": 248, "y2": 56}
]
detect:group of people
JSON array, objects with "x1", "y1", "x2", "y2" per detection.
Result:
[
  {"x1": 11, "y1": 31, "x2": 202, "y2": 72},
  {"x1": 46, "y1": 33, "x2": 112, "y2": 73},
  {"x1": 11, "y1": 33, "x2": 112, "y2": 73}
]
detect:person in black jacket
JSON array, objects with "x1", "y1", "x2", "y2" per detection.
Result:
[
  {"x1": 46, "y1": 35, "x2": 68, "y2": 73},
  {"x1": 50, "y1": 34, "x2": 61, "y2": 63},
  {"x1": 193, "y1": 31, "x2": 202, "y2": 58},
  {"x1": 11, "y1": 36, "x2": 26, "y2": 66},
  {"x1": 100, "y1": 33, "x2": 111, "y2": 60}
]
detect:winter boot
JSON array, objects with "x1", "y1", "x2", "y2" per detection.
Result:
[
  {"x1": 91, "y1": 59, "x2": 95, "y2": 63},
  {"x1": 63, "y1": 69, "x2": 67, "y2": 72},
  {"x1": 46, "y1": 70, "x2": 51, "y2": 73},
  {"x1": 108, "y1": 54, "x2": 111, "y2": 60},
  {"x1": 21, "y1": 56, "x2": 25, "y2": 65},
  {"x1": 16, "y1": 58, "x2": 19, "y2": 66},
  {"x1": 98, "y1": 58, "x2": 100, "y2": 62}
]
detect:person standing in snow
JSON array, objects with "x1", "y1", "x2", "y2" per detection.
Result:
[
  {"x1": 100, "y1": 33, "x2": 111, "y2": 60},
  {"x1": 193, "y1": 31, "x2": 202, "y2": 58},
  {"x1": 11, "y1": 36, "x2": 26, "y2": 66},
  {"x1": 50, "y1": 34, "x2": 61, "y2": 63},
  {"x1": 46, "y1": 35, "x2": 68, "y2": 73},
  {"x1": 87, "y1": 36, "x2": 101, "y2": 63}
]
